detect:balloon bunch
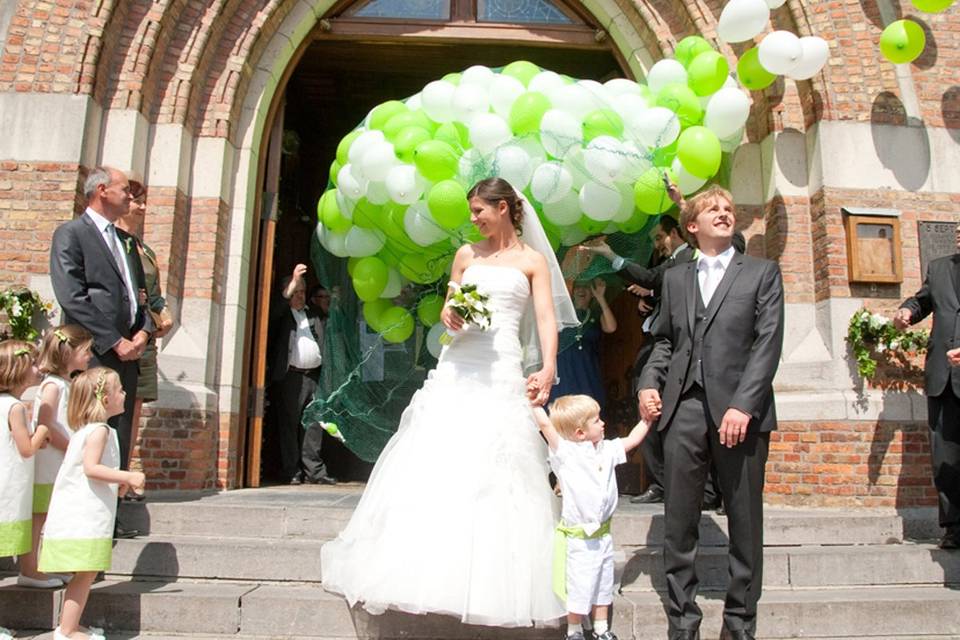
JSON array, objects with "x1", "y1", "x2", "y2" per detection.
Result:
[
  {"x1": 316, "y1": 58, "x2": 754, "y2": 352},
  {"x1": 879, "y1": 0, "x2": 955, "y2": 65},
  {"x1": 718, "y1": 0, "x2": 830, "y2": 90}
]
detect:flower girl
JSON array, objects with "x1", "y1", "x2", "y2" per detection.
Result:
[{"x1": 40, "y1": 367, "x2": 145, "y2": 640}]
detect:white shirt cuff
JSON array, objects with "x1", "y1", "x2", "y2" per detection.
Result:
[{"x1": 611, "y1": 255, "x2": 625, "y2": 271}]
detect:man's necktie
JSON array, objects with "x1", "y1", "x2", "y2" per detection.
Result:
[{"x1": 701, "y1": 258, "x2": 724, "y2": 307}]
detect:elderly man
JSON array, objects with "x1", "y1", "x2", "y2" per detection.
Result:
[
  {"x1": 50, "y1": 166, "x2": 153, "y2": 537},
  {"x1": 895, "y1": 222, "x2": 960, "y2": 550},
  {"x1": 268, "y1": 263, "x2": 336, "y2": 485}
]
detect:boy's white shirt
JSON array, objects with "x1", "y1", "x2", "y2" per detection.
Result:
[{"x1": 548, "y1": 438, "x2": 626, "y2": 536}]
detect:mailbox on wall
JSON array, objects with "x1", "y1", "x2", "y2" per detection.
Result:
[{"x1": 842, "y1": 207, "x2": 903, "y2": 284}]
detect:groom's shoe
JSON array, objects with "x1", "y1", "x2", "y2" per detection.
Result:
[
  {"x1": 630, "y1": 485, "x2": 664, "y2": 504},
  {"x1": 719, "y1": 626, "x2": 755, "y2": 640},
  {"x1": 669, "y1": 629, "x2": 700, "y2": 640}
]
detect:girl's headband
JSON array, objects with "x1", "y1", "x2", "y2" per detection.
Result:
[
  {"x1": 95, "y1": 369, "x2": 107, "y2": 402},
  {"x1": 53, "y1": 329, "x2": 68, "y2": 343},
  {"x1": 14, "y1": 347, "x2": 31, "y2": 357}
]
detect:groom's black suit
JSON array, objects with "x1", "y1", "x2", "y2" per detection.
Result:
[{"x1": 639, "y1": 250, "x2": 783, "y2": 635}]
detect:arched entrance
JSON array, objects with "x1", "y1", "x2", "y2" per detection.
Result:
[{"x1": 240, "y1": 0, "x2": 645, "y2": 486}]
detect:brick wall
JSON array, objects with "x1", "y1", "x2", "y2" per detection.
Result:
[{"x1": 133, "y1": 404, "x2": 221, "y2": 491}]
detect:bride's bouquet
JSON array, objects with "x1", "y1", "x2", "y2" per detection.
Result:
[{"x1": 440, "y1": 282, "x2": 492, "y2": 345}]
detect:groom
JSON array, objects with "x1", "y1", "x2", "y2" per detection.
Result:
[{"x1": 638, "y1": 186, "x2": 783, "y2": 640}]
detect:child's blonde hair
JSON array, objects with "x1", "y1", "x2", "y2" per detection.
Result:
[
  {"x1": 0, "y1": 340, "x2": 37, "y2": 392},
  {"x1": 37, "y1": 324, "x2": 93, "y2": 376},
  {"x1": 548, "y1": 394, "x2": 600, "y2": 439},
  {"x1": 67, "y1": 367, "x2": 120, "y2": 431}
]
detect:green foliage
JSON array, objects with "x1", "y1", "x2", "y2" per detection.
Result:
[
  {"x1": 846, "y1": 308, "x2": 928, "y2": 380},
  {"x1": 0, "y1": 288, "x2": 53, "y2": 342}
]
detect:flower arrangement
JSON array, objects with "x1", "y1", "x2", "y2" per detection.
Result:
[
  {"x1": 439, "y1": 282, "x2": 492, "y2": 345},
  {"x1": 0, "y1": 287, "x2": 54, "y2": 342},
  {"x1": 847, "y1": 307, "x2": 928, "y2": 380}
]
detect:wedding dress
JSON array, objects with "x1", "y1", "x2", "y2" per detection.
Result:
[{"x1": 321, "y1": 263, "x2": 566, "y2": 626}]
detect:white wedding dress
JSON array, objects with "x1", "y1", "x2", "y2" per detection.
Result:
[{"x1": 321, "y1": 263, "x2": 565, "y2": 626}]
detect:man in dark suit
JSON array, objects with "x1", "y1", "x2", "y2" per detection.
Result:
[
  {"x1": 268, "y1": 263, "x2": 336, "y2": 485},
  {"x1": 638, "y1": 186, "x2": 784, "y2": 640},
  {"x1": 50, "y1": 166, "x2": 153, "y2": 538},
  {"x1": 895, "y1": 227, "x2": 960, "y2": 549}
]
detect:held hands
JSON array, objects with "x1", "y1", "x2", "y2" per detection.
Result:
[
  {"x1": 719, "y1": 407, "x2": 751, "y2": 448},
  {"x1": 893, "y1": 308, "x2": 912, "y2": 331},
  {"x1": 526, "y1": 367, "x2": 554, "y2": 407},
  {"x1": 638, "y1": 388, "x2": 662, "y2": 423},
  {"x1": 440, "y1": 304, "x2": 464, "y2": 331}
]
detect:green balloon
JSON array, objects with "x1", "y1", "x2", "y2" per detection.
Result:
[
  {"x1": 336, "y1": 129, "x2": 363, "y2": 167},
  {"x1": 617, "y1": 211, "x2": 650, "y2": 234},
  {"x1": 578, "y1": 216, "x2": 607, "y2": 236},
  {"x1": 634, "y1": 167, "x2": 678, "y2": 215},
  {"x1": 413, "y1": 140, "x2": 459, "y2": 182},
  {"x1": 652, "y1": 140, "x2": 679, "y2": 167},
  {"x1": 353, "y1": 256, "x2": 389, "y2": 302},
  {"x1": 677, "y1": 126, "x2": 722, "y2": 179},
  {"x1": 380, "y1": 306, "x2": 416, "y2": 344},
  {"x1": 393, "y1": 126, "x2": 432, "y2": 163},
  {"x1": 656, "y1": 84, "x2": 703, "y2": 128},
  {"x1": 583, "y1": 109, "x2": 624, "y2": 141},
  {"x1": 351, "y1": 198, "x2": 383, "y2": 229},
  {"x1": 318, "y1": 189, "x2": 351, "y2": 233},
  {"x1": 433, "y1": 121, "x2": 471, "y2": 151},
  {"x1": 880, "y1": 19, "x2": 926, "y2": 64},
  {"x1": 380, "y1": 202, "x2": 419, "y2": 253},
  {"x1": 736, "y1": 48, "x2": 776, "y2": 91},
  {"x1": 417, "y1": 293, "x2": 445, "y2": 326},
  {"x1": 687, "y1": 51, "x2": 729, "y2": 97},
  {"x1": 399, "y1": 252, "x2": 439, "y2": 284},
  {"x1": 384, "y1": 110, "x2": 435, "y2": 140},
  {"x1": 509, "y1": 92, "x2": 552, "y2": 135},
  {"x1": 675, "y1": 36, "x2": 714, "y2": 68},
  {"x1": 442, "y1": 72, "x2": 462, "y2": 85},
  {"x1": 427, "y1": 180, "x2": 470, "y2": 230},
  {"x1": 329, "y1": 159, "x2": 341, "y2": 187},
  {"x1": 363, "y1": 299, "x2": 392, "y2": 331},
  {"x1": 911, "y1": 0, "x2": 954, "y2": 11},
  {"x1": 501, "y1": 60, "x2": 541, "y2": 87},
  {"x1": 369, "y1": 101, "x2": 408, "y2": 131}
]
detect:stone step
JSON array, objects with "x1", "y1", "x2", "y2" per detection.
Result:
[
  {"x1": 13, "y1": 636, "x2": 960, "y2": 640},
  {"x1": 4, "y1": 577, "x2": 960, "y2": 639},
  {"x1": 120, "y1": 487, "x2": 915, "y2": 547}
]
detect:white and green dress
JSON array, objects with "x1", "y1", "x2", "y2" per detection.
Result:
[
  {"x1": 30, "y1": 374, "x2": 70, "y2": 514},
  {"x1": 0, "y1": 393, "x2": 33, "y2": 557},
  {"x1": 39, "y1": 422, "x2": 119, "y2": 572}
]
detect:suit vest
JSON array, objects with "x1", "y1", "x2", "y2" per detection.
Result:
[{"x1": 682, "y1": 278, "x2": 708, "y2": 394}]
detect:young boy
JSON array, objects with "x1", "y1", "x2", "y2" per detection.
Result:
[{"x1": 533, "y1": 396, "x2": 650, "y2": 640}]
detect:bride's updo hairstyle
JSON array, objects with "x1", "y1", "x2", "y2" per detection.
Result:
[{"x1": 467, "y1": 177, "x2": 524, "y2": 235}]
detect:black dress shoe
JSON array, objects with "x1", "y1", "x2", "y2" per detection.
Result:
[
  {"x1": 289, "y1": 473, "x2": 304, "y2": 485},
  {"x1": 630, "y1": 485, "x2": 664, "y2": 504},
  {"x1": 314, "y1": 475, "x2": 338, "y2": 485},
  {"x1": 114, "y1": 525, "x2": 141, "y2": 539},
  {"x1": 669, "y1": 629, "x2": 700, "y2": 640},
  {"x1": 719, "y1": 626, "x2": 755, "y2": 640},
  {"x1": 939, "y1": 532, "x2": 960, "y2": 549},
  {"x1": 701, "y1": 498, "x2": 722, "y2": 511}
]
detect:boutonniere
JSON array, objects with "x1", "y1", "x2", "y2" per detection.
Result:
[{"x1": 124, "y1": 237, "x2": 134, "y2": 254}]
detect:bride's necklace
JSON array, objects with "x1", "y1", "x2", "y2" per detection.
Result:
[{"x1": 490, "y1": 239, "x2": 519, "y2": 258}]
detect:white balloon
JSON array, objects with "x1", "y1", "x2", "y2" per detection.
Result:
[
  {"x1": 457, "y1": 148, "x2": 491, "y2": 188},
  {"x1": 577, "y1": 79, "x2": 609, "y2": 108},
  {"x1": 563, "y1": 148, "x2": 592, "y2": 190},
  {"x1": 614, "y1": 182, "x2": 635, "y2": 222},
  {"x1": 547, "y1": 83, "x2": 600, "y2": 120},
  {"x1": 335, "y1": 189, "x2": 356, "y2": 219},
  {"x1": 621, "y1": 141, "x2": 653, "y2": 182},
  {"x1": 717, "y1": 0, "x2": 771, "y2": 43},
  {"x1": 560, "y1": 225, "x2": 589, "y2": 246},
  {"x1": 453, "y1": 83, "x2": 490, "y2": 122},
  {"x1": 426, "y1": 322, "x2": 446, "y2": 358},
  {"x1": 489, "y1": 74, "x2": 526, "y2": 118},
  {"x1": 758, "y1": 30, "x2": 803, "y2": 75},
  {"x1": 359, "y1": 141, "x2": 397, "y2": 182},
  {"x1": 786, "y1": 36, "x2": 830, "y2": 80},
  {"x1": 723, "y1": 74, "x2": 740, "y2": 90},
  {"x1": 493, "y1": 145, "x2": 533, "y2": 190},
  {"x1": 765, "y1": 0, "x2": 786, "y2": 7},
  {"x1": 579, "y1": 181, "x2": 621, "y2": 222},
  {"x1": 380, "y1": 267, "x2": 402, "y2": 298},
  {"x1": 542, "y1": 191, "x2": 582, "y2": 226},
  {"x1": 468, "y1": 113, "x2": 511, "y2": 155},
  {"x1": 671, "y1": 158, "x2": 708, "y2": 195},
  {"x1": 583, "y1": 136, "x2": 626, "y2": 185},
  {"x1": 630, "y1": 106, "x2": 681, "y2": 149},
  {"x1": 719, "y1": 127, "x2": 745, "y2": 153},
  {"x1": 614, "y1": 93, "x2": 650, "y2": 124},
  {"x1": 337, "y1": 164, "x2": 368, "y2": 201},
  {"x1": 704, "y1": 87, "x2": 751, "y2": 139},
  {"x1": 603, "y1": 222, "x2": 620, "y2": 234},
  {"x1": 516, "y1": 137, "x2": 546, "y2": 166},
  {"x1": 540, "y1": 109, "x2": 583, "y2": 158},
  {"x1": 385, "y1": 165, "x2": 423, "y2": 205},
  {"x1": 604, "y1": 78, "x2": 644, "y2": 97},
  {"x1": 347, "y1": 130, "x2": 385, "y2": 166},
  {"x1": 646, "y1": 59, "x2": 688, "y2": 95},
  {"x1": 461, "y1": 65, "x2": 496, "y2": 89},
  {"x1": 529, "y1": 70, "x2": 566, "y2": 94},
  {"x1": 345, "y1": 226, "x2": 385, "y2": 257},
  {"x1": 365, "y1": 180, "x2": 391, "y2": 205},
  {"x1": 421, "y1": 80, "x2": 457, "y2": 123},
  {"x1": 405, "y1": 93, "x2": 422, "y2": 110},
  {"x1": 404, "y1": 201, "x2": 447, "y2": 246},
  {"x1": 531, "y1": 162, "x2": 574, "y2": 204},
  {"x1": 318, "y1": 225, "x2": 350, "y2": 258}
]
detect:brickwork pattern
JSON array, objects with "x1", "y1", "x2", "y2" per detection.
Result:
[
  {"x1": 134, "y1": 404, "x2": 221, "y2": 490},
  {"x1": 141, "y1": 186, "x2": 190, "y2": 304}
]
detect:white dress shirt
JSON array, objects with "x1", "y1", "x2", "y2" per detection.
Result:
[
  {"x1": 697, "y1": 245, "x2": 735, "y2": 307},
  {"x1": 548, "y1": 438, "x2": 627, "y2": 535},
  {"x1": 287, "y1": 307, "x2": 322, "y2": 370},
  {"x1": 85, "y1": 207, "x2": 138, "y2": 327}
]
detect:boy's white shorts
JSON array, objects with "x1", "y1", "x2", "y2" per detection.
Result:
[{"x1": 565, "y1": 534, "x2": 615, "y2": 615}]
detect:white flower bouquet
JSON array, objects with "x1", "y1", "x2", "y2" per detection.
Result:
[{"x1": 440, "y1": 281, "x2": 492, "y2": 345}]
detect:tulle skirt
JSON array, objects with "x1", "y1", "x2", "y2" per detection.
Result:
[{"x1": 320, "y1": 369, "x2": 565, "y2": 626}]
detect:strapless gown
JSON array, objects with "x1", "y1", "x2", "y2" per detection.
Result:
[{"x1": 321, "y1": 264, "x2": 565, "y2": 626}]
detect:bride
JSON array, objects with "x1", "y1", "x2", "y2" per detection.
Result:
[{"x1": 320, "y1": 177, "x2": 578, "y2": 626}]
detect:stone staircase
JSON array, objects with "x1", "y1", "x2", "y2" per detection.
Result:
[{"x1": 2, "y1": 486, "x2": 959, "y2": 639}]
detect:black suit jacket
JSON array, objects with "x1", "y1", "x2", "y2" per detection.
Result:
[
  {"x1": 899, "y1": 253, "x2": 960, "y2": 398},
  {"x1": 50, "y1": 212, "x2": 152, "y2": 356},
  {"x1": 618, "y1": 245, "x2": 697, "y2": 292},
  {"x1": 639, "y1": 252, "x2": 784, "y2": 432},
  {"x1": 268, "y1": 303, "x2": 324, "y2": 384}
]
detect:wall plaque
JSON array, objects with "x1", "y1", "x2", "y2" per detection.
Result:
[{"x1": 918, "y1": 221, "x2": 957, "y2": 277}]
